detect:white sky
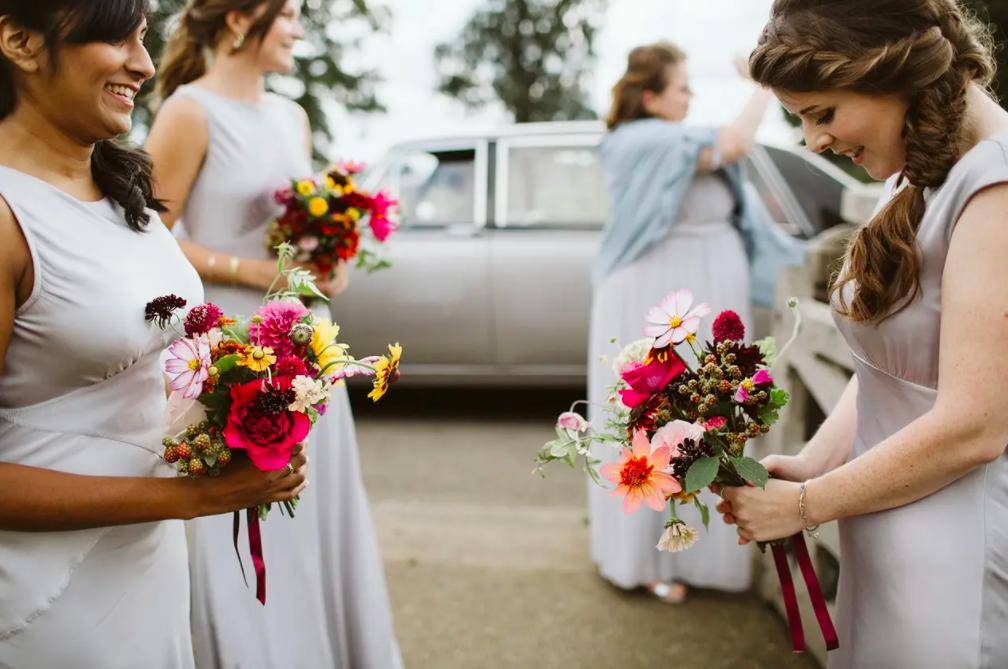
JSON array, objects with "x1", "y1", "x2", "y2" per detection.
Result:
[{"x1": 325, "y1": 0, "x2": 798, "y2": 163}]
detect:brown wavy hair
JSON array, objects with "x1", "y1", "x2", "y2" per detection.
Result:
[
  {"x1": 606, "y1": 41, "x2": 686, "y2": 130},
  {"x1": 155, "y1": 0, "x2": 286, "y2": 103},
  {"x1": 750, "y1": 0, "x2": 996, "y2": 323}
]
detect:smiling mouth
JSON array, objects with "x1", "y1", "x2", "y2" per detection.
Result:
[
  {"x1": 105, "y1": 83, "x2": 137, "y2": 103},
  {"x1": 840, "y1": 146, "x2": 865, "y2": 163}
]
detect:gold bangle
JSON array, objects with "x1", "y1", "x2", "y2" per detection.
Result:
[
  {"x1": 206, "y1": 254, "x2": 217, "y2": 280},
  {"x1": 228, "y1": 256, "x2": 240, "y2": 286}
]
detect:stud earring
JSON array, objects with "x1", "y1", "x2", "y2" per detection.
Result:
[{"x1": 233, "y1": 33, "x2": 245, "y2": 50}]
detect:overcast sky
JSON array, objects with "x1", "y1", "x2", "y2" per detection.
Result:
[{"x1": 326, "y1": 0, "x2": 797, "y2": 162}]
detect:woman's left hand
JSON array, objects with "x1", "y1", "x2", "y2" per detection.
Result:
[{"x1": 718, "y1": 479, "x2": 804, "y2": 544}]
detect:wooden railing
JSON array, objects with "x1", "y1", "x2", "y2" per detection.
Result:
[{"x1": 750, "y1": 225, "x2": 856, "y2": 666}]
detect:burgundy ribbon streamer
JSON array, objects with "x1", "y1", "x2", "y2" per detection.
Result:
[
  {"x1": 232, "y1": 511, "x2": 249, "y2": 587},
  {"x1": 770, "y1": 534, "x2": 840, "y2": 653},
  {"x1": 771, "y1": 541, "x2": 805, "y2": 653},
  {"x1": 246, "y1": 508, "x2": 267, "y2": 605}
]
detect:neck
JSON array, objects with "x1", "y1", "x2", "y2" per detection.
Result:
[
  {"x1": 962, "y1": 83, "x2": 1008, "y2": 150},
  {"x1": 0, "y1": 103, "x2": 96, "y2": 191},
  {"x1": 201, "y1": 47, "x2": 267, "y2": 102}
]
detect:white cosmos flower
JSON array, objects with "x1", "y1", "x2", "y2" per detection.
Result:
[{"x1": 644, "y1": 289, "x2": 711, "y2": 348}]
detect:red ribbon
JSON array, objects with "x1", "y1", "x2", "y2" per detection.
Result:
[
  {"x1": 770, "y1": 534, "x2": 839, "y2": 653},
  {"x1": 231, "y1": 509, "x2": 268, "y2": 605},
  {"x1": 246, "y1": 508, "x2": 267, "y2": 605}
]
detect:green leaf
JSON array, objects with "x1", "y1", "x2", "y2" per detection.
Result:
[
  {"x1": 731, "y1": 456, "x2": 770, "y2": 489},
  {"x1": 213, "y1": 354, "x2": 241, "y2": 374},
  {"x1": 549, "y1": 439, "x2": 571, "y2": 458},
  {"x1": 756, "y1": 336, "x2": 777, "y2": 366},
  {"x1": 684, "y1": 456, "x2": 720, "y2": 493},
  {"x1": 693, "y1": 496, "x2": 710, "y2": 529}
]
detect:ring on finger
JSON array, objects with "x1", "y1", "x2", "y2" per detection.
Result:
[{"x1": 284, "y1": 462, "x2": 295, "y2": 476}]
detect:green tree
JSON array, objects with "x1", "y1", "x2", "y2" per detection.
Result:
[
  {"x1": 433, "y1": 0, "x2": 607, "y2": 123},
  {"x1": 137, "y1": 0, "x2": 386, "y2": 160}
]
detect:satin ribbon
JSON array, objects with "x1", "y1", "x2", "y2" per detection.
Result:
[
  {"x1": 231, "y1": 509, "x2": 268, "y2": 605},
  {"x1": 770, "y1": 534, "x2": 839, "y2": 653}
]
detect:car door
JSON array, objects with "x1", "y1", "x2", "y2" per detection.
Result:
[
  {"x1": 489, "y1": 134, "x2": 607, "y2": 380},
  {"x1": 335, "y1": 141, "x2": 494, "y2": 373}
]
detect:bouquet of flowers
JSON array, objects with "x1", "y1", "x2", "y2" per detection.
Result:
[
  {"x1": 267, "y1": 161, "x2": 398, "y2": 275},
  {"x1": 147, "y1": 243, "x2": 403, "y2": 521},
  {"x1": 536, "y1": 289, "x2": 799, "y2": 551}
]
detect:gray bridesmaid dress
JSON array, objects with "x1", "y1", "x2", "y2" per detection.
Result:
[
  {"x1": 830, "y1": 133, "x2": 1008, "y2": 668},
  {"x1": 170, "y1": 85, "x2": 402, "y2": 669}
]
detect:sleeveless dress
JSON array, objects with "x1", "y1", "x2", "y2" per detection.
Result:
[
  {"x1": 587, "y1": 172, "x2": 753, "y2": 591},
  {"x1": 830, "y1": 133, "x2": 1008, "y2": 668},
  {"x1": 170, "y1": 85, "x2": 402, "y2": 669},
  {"x1": 0, "y1": 166, "x2": 202, "y2": 668}
]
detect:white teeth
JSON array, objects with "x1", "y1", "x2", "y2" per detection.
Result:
[{"x1": 106, "y1": 85, "x2": 136, "y2": 100}]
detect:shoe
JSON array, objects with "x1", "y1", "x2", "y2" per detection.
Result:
[{"x1": 647, "y1": 581, "x2": 687, "y2": 604}]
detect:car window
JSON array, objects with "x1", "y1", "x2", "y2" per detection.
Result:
[
  {"x1": 503, "y1": 144, "x2": 608, "y2": 229},
  {"x1": 742, "y1": 157, "x2": 789, "y2": 225},
  {"x1": 763, "y1": 146, "x2": 846, "y2": 234},
  {"x1": 394, "y1": 149, "x2": 477, "y2": 228}
]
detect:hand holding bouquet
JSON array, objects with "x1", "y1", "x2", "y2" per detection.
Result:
[{"x1": 268, "y1": 161, "x2": 398, "y2": 276}]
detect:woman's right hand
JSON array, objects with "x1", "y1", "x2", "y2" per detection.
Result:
[{"x1": 190, "y1": 443, "x2": 308, "y2": 516}]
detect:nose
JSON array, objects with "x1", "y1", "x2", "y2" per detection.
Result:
[
  {"x1": 129, "y1": 42, "x2": 156, "y2": 83},
  {"x1": 292, "y1": 17, "x2": 306, "y2": 40},
  {"x1": 804, "y1": 126, "x2": 833, "y2": 154}
]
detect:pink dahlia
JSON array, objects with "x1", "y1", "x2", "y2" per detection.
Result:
[
  {"x1": 368, "y1": 192, "x2": 399, "y2": 242},
  {"x1": 249, "y1": 300, "x2": 309, "y2": 358},
  {"x1": 184, "y1": 303, "x2": 224, "y2": 337}
]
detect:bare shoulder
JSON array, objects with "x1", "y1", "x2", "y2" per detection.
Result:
[{"x1": 147, "y1": 94, "x2": 209, "y2": 151}]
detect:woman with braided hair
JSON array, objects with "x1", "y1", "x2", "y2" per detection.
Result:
[
  {"x1": 716, "y1": 1, "x2": 1008, "y2": 665},
  {"x1": 588, "y1": 42, "x2": 806, "y2": 604}
]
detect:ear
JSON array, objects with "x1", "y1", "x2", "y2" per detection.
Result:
[
  {"x1": 0, "y1": 16, "x2": 46, "y2": 74},
  {"x1": 223, "y1": 8, "x2": 256, "y2": 42},
  {"x1": 640, "y1": 88, "x2": 658, "y2": 116}
]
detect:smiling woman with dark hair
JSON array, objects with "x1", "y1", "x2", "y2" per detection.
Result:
[{"x1": 0, "y1": 2, "x2": 306, "y2": 666}]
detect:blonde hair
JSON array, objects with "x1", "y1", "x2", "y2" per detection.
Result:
[
  {"x1": 605, "y1": 41, "x2": 686, "y2": 130},
  {"x1": 750, "y1": 0, "x2": 996, "y2": 323}
]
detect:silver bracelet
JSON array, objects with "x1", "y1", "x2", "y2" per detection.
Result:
[{"x1": 799, "y1": 480, "x2": 820, "y2": 538}]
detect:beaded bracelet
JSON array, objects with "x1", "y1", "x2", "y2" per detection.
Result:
[{"x1": 799, "y1": 481, "x2": 821, "y2": 539}]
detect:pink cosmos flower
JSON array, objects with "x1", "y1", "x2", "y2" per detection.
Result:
[
  {"x1": 368, "y1": 192, "x2": 398, "y2": 242},
  {"x1": 164, "y1": 336, "x2": 212, "y2": 400},
  {"x1": 600, "y1": 430, "x2": 682, "y2": 513},
  {"x1": 734, "y1": 368, "x2": 774, "y2": 403},
  {"x1": 249, "y1": 300, "x2": 309, "y2": 359},
  {"x1": 618, "y1": 350, "x2": 687, "y2": 409},
  {"x1": 644, "y1": 289, "x2": 711, "y2": 348},
  {"x1": 557, "y1": 411, "x2": 589, "y2": 433}
]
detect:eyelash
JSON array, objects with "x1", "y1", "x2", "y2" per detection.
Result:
[{"x1": 815, "y1": 108, "x2": 835, "y2": 126}]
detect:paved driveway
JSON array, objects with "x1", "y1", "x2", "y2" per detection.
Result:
[{"x1": 353, "y1": 388, "x2": 818, "y2": 669}]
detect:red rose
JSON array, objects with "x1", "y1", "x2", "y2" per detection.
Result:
[{"x1": 223, "y1": 376, "x2": 310, "y2": 471}]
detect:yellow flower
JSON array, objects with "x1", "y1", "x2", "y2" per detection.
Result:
[
  {"x1": 347, "y1": 207, "x2": 361, "y2": 222},
  {"x1": 343, "y1": 180, "x2": 355, "y2": 195},
  {"x1": 237, "y1": 345, "x2": 276, "y2": 372},
  {"x1": 311, "y1": 319, "x2": 349, "y2": 372},
  {"x1": 368, "y1": 343, "x2": 403, "y2": 402},
  {"x1": 308, "y1": 196, "x2": 329, "y2": 217},
  {"x1": 324, "y1": 175, "x2": 337, "y2": 190},
  {"x1": 296, "y1": 180, "x2": 316, "y2": 196}
]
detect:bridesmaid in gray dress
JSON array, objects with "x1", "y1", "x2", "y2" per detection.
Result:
[
  {"x1": 0, "y1": 3, "x2": 305, "y2": 667},
  {"x1": 146, "y1": 2, "x2": 402, "y2": 668},
  {"x1": 719, "y1": 2, "x2": 1008, "y2": 666}
]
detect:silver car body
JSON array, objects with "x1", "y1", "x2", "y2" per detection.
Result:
[{"x1": 336, "y1": 121, "x2": 880, "y2": 386}]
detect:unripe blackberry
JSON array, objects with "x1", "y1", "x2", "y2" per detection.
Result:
[
  {"x1": 175, "y1": 443, "x2": 193, "y2": 460},
  {"x1": 188, "y1": 458, "x2": 207, "y2": 476},
  {"x1": 194, "y1": 434, "x2": 211, "y2": 451},
  {"x1": 163, "y1": 445, "x2": 179, "y2": 463}
]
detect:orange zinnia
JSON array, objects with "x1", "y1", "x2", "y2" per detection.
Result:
[{"x1": 600, "y1": 430, "x2": 681, "y2": 513}]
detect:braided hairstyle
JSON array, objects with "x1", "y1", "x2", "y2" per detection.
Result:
[
  {"x1": 0, "y1": 0, "x2": 164, "y2": 231},
  {"x1": 750, "y1": 0, "x2": 996, "y2": 323},
  {"x1": 155, "y1": 0, "x2": 286, "y2": 104},
  {"x1": 606, "y1": 41, "x2": 686, "y2": 130}
]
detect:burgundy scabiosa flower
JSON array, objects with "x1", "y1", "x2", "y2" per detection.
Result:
[
  {"x1": 712, "y1": 310, "x2": 745, "y2": 343},
  {"x1": 184, "y1": 303, "x2": 224, "y2": 337},
  {"x1": 249, "y1": 300, "x2": 309, "y2": 358},
  {"x1": 275, "y1": 355, "x2": 308, "y2": 378},
  {"x1": 145, "y1": 294, "x2": 187, "y2": 328}
]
